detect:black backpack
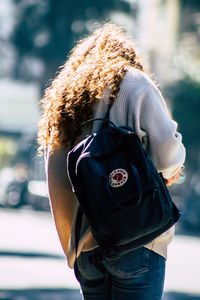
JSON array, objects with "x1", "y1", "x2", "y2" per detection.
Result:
[{"x1": 67, "y1": 104, "x2": 180, "y2": 259}]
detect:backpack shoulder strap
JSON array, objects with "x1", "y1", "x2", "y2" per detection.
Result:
[{"x1": 70, "y1": 102, "x2": 114, "y2": 150}]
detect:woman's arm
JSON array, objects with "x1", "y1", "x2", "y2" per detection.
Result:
[
  {"x1": 46, "y1": 148, "x2": 77, "y2": 255},
  {"x1": 135, "y1": 85, "x2": 186, "y2": 179}
]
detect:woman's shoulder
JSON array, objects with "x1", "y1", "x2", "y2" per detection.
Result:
[{"x1": 120, "y1": 67, "x2": 157, "y2": 97}]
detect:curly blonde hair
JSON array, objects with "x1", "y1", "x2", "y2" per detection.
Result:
[{"x1": 37, "y1": 22, "x2": 145, "y2": 153}]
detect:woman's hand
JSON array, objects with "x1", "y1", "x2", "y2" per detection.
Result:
[{"x1": 164, "y1": 168, "x2": 183, "y2": 186}]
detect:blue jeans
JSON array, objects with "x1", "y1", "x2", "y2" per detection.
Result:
[{"x1": 75, "y1": 247, "x2": 166, "y2": 300}]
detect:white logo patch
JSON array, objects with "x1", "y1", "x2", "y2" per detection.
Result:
[{"x1": 109, "y1": 169, "x2": 128, "y2": 188}]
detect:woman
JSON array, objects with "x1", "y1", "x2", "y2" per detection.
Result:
[{"x1": 38, "y1": 23, "x2": 185, "y2": 299}]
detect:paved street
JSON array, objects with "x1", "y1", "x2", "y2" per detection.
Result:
[{"x1": 0, "y1": 208, "x2": 200, "y2": 300}]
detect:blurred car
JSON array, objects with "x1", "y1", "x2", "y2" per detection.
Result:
[
  {"x1": 27, "y1": 180, "x2": 50, "y2": 211},
  {"x1": 0, "y1": 167, "x2": 49, "y2": 211}
]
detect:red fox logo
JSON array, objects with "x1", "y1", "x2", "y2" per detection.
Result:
[{"x1": 109, "y1": 169, "x2": 128, "y2": 187}]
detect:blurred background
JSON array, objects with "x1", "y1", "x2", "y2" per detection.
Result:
[{"x1": 0, "y1": 0, "x2": 200, "y2": 299}]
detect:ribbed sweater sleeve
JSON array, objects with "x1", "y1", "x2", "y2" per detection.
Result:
[{"x1": 136, "y1": 86, "x2": 185, "y2": 178}]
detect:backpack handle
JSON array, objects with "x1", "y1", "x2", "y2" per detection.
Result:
[
  {"x1": 106, "y1": 165, "x2": 143, "y2": 210},
  {"x1": 70, "y1": 118, "x2": 116, "y2": 150}
]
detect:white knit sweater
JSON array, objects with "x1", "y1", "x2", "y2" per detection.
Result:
[{"x1": 46, "y1": 68, "x2": 186, "y2": 269}]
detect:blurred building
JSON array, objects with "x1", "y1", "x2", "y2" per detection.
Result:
[
  {"x1": 0, "y1": 80, "x2": 40, "y2": 134},
  {"x1": 0, "y1": 79, "x2": 40, "y2": 168},
  {"x1": 0, "y1": 81, "x2": 48, "y2": 210},
  {"x1": 135, "y1": 0, "x2": 181, "y2": 84}
]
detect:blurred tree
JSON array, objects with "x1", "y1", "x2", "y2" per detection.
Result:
[
  {"x1": 166, "y1": 79, "x2": 200, "y2": 171},
  {"x1": 176, "y1": 0, "x2": 200, "y2": 82},
  {"x1": 165, "y1": 78, "x2": 200, "y2": 231},
  {"x1": 11, "y1": 0, "x2": 131, "y2": 92},
  {"x1": 181, "y1": 0, "x2": 200, "y2": 10}
]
